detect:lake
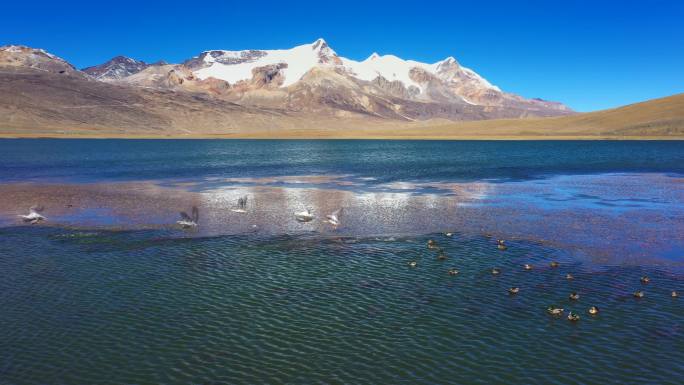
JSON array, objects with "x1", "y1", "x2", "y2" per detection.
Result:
[{"x1": 1, "y1": 140, "x2": 682, "y2": 384}]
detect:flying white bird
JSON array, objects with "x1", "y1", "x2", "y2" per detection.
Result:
[
  {"x1": 295, "y1": 209, "x2": 315, "y2": 223},
  {"x1": 324, "y1": 208, "x2": 342, "y2": 227},
  {"x1": 19, "y1": 205, "x2": 46, "y2": 224},
  {"x1": 231, "y1": 195, "x2": 249, "y2": 213},
  {"x1": 177, "y1": 206, "x2": 199, "y2": 228}
]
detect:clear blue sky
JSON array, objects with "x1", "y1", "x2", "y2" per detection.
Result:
[{"x1": 2, "y1": 0, "x2": 682, "y2": 111}]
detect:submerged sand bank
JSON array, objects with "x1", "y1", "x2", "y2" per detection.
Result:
[{"x1": 1, "y1": 174, "x2": 683, "y2": 266}]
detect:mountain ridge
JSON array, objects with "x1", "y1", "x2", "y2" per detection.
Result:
[
  {"x1": 0, "y1": 40, "x2": 572, "y2": 123},
  {"x1": 4, "y1": 41, "x2": 677, "y2": 140}
]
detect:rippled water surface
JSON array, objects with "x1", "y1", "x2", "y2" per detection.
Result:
[
  {"x1": 1, "y1": 228, "x2": 683, "y2": 385},
  {"x1": 1, "y1": 140, "x2": 683, "y2": 384}
]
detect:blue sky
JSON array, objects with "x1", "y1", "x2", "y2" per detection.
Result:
[{"x1": 2, "y1": 0, "x2": 682, "y2": 111}]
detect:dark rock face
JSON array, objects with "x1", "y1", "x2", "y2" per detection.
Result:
[
  {"x1": 183, "y1": 50, "x2": 268, "y2": 70},
  {"x1": 251, "y1": 63, "x2": 288, "y2": 88},
  {"x1": 82, "y1": 56, "x2": 149, "y2": 80},
  {"x1": 371, "y1": 76, "x2": 410, "y2": 99}
]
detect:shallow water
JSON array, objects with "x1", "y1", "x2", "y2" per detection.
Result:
[{"x1": 1, "y1": 140, "x2": 683, "y2": 384}]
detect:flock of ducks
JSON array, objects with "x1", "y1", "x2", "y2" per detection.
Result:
[
  {"x1": 16, "y1": 202, "x2": 682, "y2": 313},
  {"x1": 409, "y1": 236, "x2": 680, "y2": 322}
]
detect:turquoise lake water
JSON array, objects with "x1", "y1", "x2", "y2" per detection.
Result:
[{"x1": 0, "y1": 140, "x2": 682, "y2": 384}]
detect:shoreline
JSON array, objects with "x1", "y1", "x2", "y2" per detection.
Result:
[{"x1": 2, "y1": 132, "x2": 684, "y2": 140}]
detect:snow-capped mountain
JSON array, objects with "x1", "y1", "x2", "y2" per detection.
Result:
[
  {"x1": 186, "y1": 39, "x2": 499, "y2": 103},
  {"x1": 156, "y1": 39, "x2": 571, "y2": 119},
  {"x1": 0, "y1": 40, "x2": 572, "y2": 122}
]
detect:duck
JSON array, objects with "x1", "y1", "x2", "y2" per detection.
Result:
[
  {"x1": 445, "y1": 232, "x2": 454, "y2": 237},
  {"x1": 524, "y1": 264, "x2": 533, "y2": 271},
  {"x1": 497, "y1": 243, "x2": 508, "y2": 251},
  {"x1": 508, "y1": 287, "x2": 520, "y2": 295},
  {"x1": 640, "y1": 276, "x2": 650, "y2": 284},
  {"x1": 588, "y1": 306, "x2": 599, "y2": 315},
  {"x1": 491, "y1": 268, "x2": 501, "y2": 275},
  {"x1": 427, "y1": 239, "x2": 439, "y2": 249},
  {"x1": 569, "y1": 292, "x2": 580, "y2": 301},
  {"x1": 448, "y1": 268, "x2": 459, "y2": 276},
  {"x1": 408, "y1": 261, "x2": 418, "y2": 268},
  {"x1": 437, "y1": 250, "x2": 448, "y2": 261},
  {"x1": 633, "y1": 290, "x2": 645, "y2": 298},
  {"x1": 566, "y1": 273, "x2": 574, "y2": 280},
  {"x1": 177, "y1": 206, "x2": 199, "y2": 229},
  {"x1": 672, "y1": 291, "x2": 679, "y2": 298},
  {"x1": 547, "y1": 307, "x2": 564, "y2": 316},
  {"x1": 324, "y1": 208, "x2": 342, "y2": 227},
  {"x1": 567, "y1": 312, "x2": 580, "y2": 322},
  {"x1": 550, "y1": 261, "x2": 560, "y2": 268},
  {"x1": 19, "y1": 205, "x2": 46, "y2": 224},
  {"x1": 294, "y1": 209, "x2": 315, "y2": 223}
]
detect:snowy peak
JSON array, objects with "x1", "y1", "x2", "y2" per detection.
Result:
[
  {"x1": 186, "y1": 39, "x2": 505, "y2": 102},
  {"x1": 191, "y1": 39, "x2": 342, "y2": 87}
]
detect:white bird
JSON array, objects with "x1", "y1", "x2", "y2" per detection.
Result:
[
  {"x1": 324, "y1": 208, "x2": 342, "y2": 227},
  {"x1": 230, "y1": 195, "x2": 248, "y2": 213},
  {"x1": 177, "y1": 206, "x2": 199, "y2": 228},
  {"x1": 19, "y1": 205, "x2": 46, "y2": 224},
  {"x1": 295, "y1": 209, "x2": 315, "y2": 223}
]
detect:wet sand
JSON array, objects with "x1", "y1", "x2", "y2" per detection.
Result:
[{"x1": 2, "y1": 173, "x2": 683, "y2": 267}]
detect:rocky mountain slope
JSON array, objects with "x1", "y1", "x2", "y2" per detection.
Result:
[{"x1": 82, "y1": 56, "x2": 156, "y2": 81}]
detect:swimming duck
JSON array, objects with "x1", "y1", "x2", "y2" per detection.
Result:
[
  {"x1": 19, "y1": 205, "x2": 46, "y2": 224},
  {"x1": 566, "y1": 273, "x2": 574, "y2": 280},
  {"x1": 640, "y1": 276, "x2": 650, "y2": 284},
  {"x1": 588, "y1": 306, "x2": 599, "y2": 315},
  {"x1": 550, "y1": 261, "x2": 560, "y2": 268},
  {"x1": 672, "y1": 291, "x2": 679, "y2": 298},
  {"x1": 547, "y1": 307, "x2": 564, "y2": 316},
  {"x1": 408, "y1": 261, "x2": 418, "y2": 268},
  {"x1": 497, "y1": 243, "x2": 508, "y2": 251},
  {"x1": 437, "y1": 251, "x2": 448, "y2": 261},
  {"x1": 177, "y1": 206, "x2": 199, "y2": 229},
  {"x1": 491, "y1": 268, "x2": 501, "y2": 275},
  {"x1": 508, "y1": 287, "x2": 520, "y2": 295},
  {"x1": 448, "y1": 268, "x2": 459, "y2": 276},
  {"x1": 427, "y1": 239, "x2": 438, "y2": 249},
  {"x1": 567, "y1": 312, "x2": 580, "y2": 322},
  {"x1": 569, "y1": 292, "x2": 580, "y2": 301},
  {"x1": 524, "y1": 264, "x2": 533, "y2": 271},
  {"x1": 445, "y1": 232, "x2": 454, "y2": 237},
  {"x1": 633, "y1": 290, "x2": 644, "y2": 298}
]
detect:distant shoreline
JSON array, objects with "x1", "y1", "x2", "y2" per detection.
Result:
[
  {"x1": 2, "y1": 92, "x2": 682, "y2": 140},
  {"x1": 1, "y1": 133, "x2": 683, "y2": 140}
]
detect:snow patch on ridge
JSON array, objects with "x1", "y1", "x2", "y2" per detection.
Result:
[{"x1": 195, "y1": 39, "x2": 337, "y2": 87}]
